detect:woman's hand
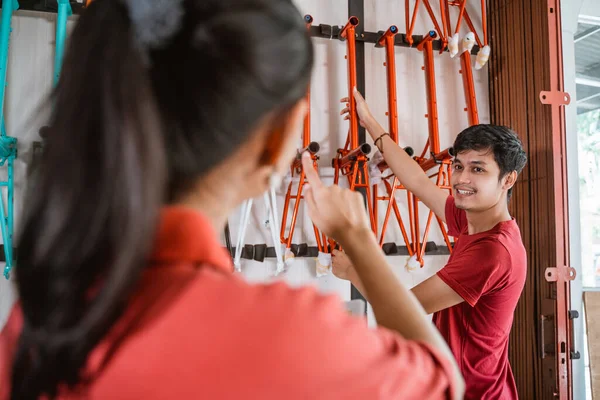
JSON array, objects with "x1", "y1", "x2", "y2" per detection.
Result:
[{"x1": 301, "y1": 152, "x2": 372, "y2": 246}]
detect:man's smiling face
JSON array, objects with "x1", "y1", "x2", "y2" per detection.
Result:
[{"x1": 451, "y1": 149, "x2": 509, "y2": 212}]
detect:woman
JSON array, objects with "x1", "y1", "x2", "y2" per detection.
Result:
[{"x1": 0, "y1": 0, "x2": 464, "y2": 399}]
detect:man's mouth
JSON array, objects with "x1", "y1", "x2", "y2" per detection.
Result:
[{"x1": 455, "y1": 187, "x2": 476, "y2": 196}]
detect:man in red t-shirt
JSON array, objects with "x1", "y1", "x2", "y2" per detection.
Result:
[{"x1": 335, "y1": 89, "x2": 528, "y2": 399}]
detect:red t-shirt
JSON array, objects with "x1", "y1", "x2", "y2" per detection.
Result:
[
  {"x1": 433, "y1": 196, "x2": 527, "y2": 399},
  {"x1": 1, "y1": 206, "x2": 459, "y2": 399}
]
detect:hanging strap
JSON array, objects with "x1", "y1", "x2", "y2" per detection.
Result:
[
  {"x1": 233, "y1": 199, "x2": 253, "y2": 270},
  {"x1": 264, "y1": 188, "x2": 284, "y2": 274}
]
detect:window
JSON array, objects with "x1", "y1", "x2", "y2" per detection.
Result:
[{"x1": 577, "y1": 109, "x2": 600, "y2": 289}]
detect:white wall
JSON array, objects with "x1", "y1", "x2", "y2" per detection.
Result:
[
  {"x1": 0, "y1": 2, "x2": 489, "y2": 328},
  {"x1": 580, "y1": 0, "x2": 600, "y2": 23},
  {"x1": 232, "y1": 0, "x2": 489, "y2": 324}
]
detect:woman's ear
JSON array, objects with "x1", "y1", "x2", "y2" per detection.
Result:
[
  {"x1": 238, "y1": 99, "x2": 308, "y2": 200},
  {"x1": 259, "y1": 99, "x2": 308, "y2": 172}
]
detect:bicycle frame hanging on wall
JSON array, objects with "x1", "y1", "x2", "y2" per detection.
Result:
[{"x1": 0, "y1": 0, "x2": 19, "y2": 279}]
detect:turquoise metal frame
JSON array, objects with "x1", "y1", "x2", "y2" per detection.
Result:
[
  {"x1": 0, "y1": 0, "x2": 19, "y2": 279},
  {"x1": 54, "y1": 0, "x2": 72, "y2": 86},
  {"x1": 1, "y1": 0, "x2": 71, "y2": 279}
]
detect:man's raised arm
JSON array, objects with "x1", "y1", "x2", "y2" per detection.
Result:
[{"x1": 341, "y1": 88, "x2": 449, "y2": 221}]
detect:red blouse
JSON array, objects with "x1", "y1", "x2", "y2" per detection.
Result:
[{"x1": 1, "y1": 206, "x2": 458, "y2": 399}]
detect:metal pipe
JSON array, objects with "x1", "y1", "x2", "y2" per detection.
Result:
[
  {"x1": 224, "y1": 223, "x2": 233, "y2": 257},
  {"x1": 0, "y1": 0, "x2": 18, "y2": 124},
  {"x1": 292, "y1": 142, "x2": 319, "y2": 169},
  {"x1": 417, "y1": 168, "x2": 445, "y2": 261},
  {"x1": 418, "y1": 31, "x2": 441, "y2": 155},
  {"x1": 419, "y1": 147, "x2": 454, "y2": 172},
  {"x1": 460, "y1": 52, "x2": 480, "y2": 125},
  {"x1": 304, "y1": 14, "x2": 313, "y2": 29},
  {"x1": 462, "y1": 9, "x2": 483, "y2": 48},
  {"x1": 299, "y1": 141, "x2": 320, "y2": 156},
  {"x1": 303, "y1": 15, "x2": 313, "y2": 148},
  {"x1": 481, "y1": 0, "x2": 487, "y2": 45},
  {"x1": 405, "y1": 0, "x2": 410, "y2": 46},
  {"x1": 339, "y1": 143, "x2": 370, "y2": 169},
  {"x1": 422, "y1": 0, "x2": 446, "y2": 45},
  {"x1": 0, "y1": 183, "x2": 8, "y2": 278},
  {"x1": 439, "y1": 0, "x2": 449, "y2": 48},
  {"x1": 340, "y1": 16, "x2": 360, "y2": 150},
  {"x1": 7, "y1": 154, "x2": 12, "y2": 259},
  {"x1": 54, "y1": 0, "x2": 73, "y2": 86},
  {"x1": 416, "y1": 29, "x2": 437, "y2": 51},
  {"x1": 455, "y1": 0, "x2": 467, "y2": 34},
  {"x1": 406, "y1": 0, "x2": 422, "y2": 46},
  {"x1": 377, "y1": 146, "x2": 413, "y2": 170},
  {"x1": 284, "y1": 170, "x2": 305, "y2": 249},
  {"x1": 378, "y1": 25, "x2": 399, "y2": 143},
  {"x1": 0, "y1": 134, "x2": 15, "y2": 159}
]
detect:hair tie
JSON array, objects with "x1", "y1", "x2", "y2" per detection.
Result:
[{"x1": 123, "y1": 0, "x2": 184, "y2": 56}]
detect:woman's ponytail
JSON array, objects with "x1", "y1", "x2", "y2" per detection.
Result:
[{"x1": 11, "y1": 1, "x2": 166, "y2": 398}]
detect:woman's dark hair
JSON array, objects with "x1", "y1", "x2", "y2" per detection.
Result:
[
  {"x1": 10, "y1": 0, "x2": 313, "y2": 398},
  {"x1": 452, "y1": 124, "x2": 527, "y2": 199}
]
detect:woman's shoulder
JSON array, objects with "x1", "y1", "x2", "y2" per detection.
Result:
[
  {"x1": 86, "y1": 266, "x2": 365, "y2": 398},
  {"x1": 0, "y1": 301, "x2": 23, "y2": 400},
  {"x1": 91, "y1": 266, "x2": 455, "y2": 399}
]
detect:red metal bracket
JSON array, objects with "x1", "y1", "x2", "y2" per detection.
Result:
[
  {"x1": 545, "y1": 266, "x2": 576, "y2": 283},
  {"x1": 539, "y1": 91, "x2": 571, "y2": 106}
]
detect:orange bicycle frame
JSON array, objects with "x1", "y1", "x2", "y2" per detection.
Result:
[
  {"x1": 406, "y1": 0, "x2": 449, "y2": 52},
  {"x1": 280, "y1": 15, "x2": 328, "y2": 255},
  {"x1": 371, "y1": 26, "x2": 415, "y2": 254},
  {"x1": 333, "y1": 16, "x2": 377, "y2": 236},
  {"x1": 409, "y1": 31, "x2": 455, "y2": 265}
]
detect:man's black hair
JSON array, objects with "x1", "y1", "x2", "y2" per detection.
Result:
[{"x1": 453, "y1": 124, "x2": 527, "y2": 199}]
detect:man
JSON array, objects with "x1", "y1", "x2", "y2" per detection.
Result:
[{"x1": 335, "y1": 89, "x2": 527, "y2": 399}]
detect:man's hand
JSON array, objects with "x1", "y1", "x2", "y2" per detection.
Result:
[
  {"x1": 333, "y1": 249, "x2": 369, "y2": 299},
  {"x1": 332, "y1": 249, "x2": 355, "y2": 281},
  {"x1": 301, "y1": 150, "x2": 464, "y2": 398},
  {"x1": 340, "y1": 89, "x2": 449, "y2": 221}
]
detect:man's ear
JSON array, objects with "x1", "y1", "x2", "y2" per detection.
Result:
[{"x1": 502, "y1": 170, "x2": 518, "y2": 191}]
